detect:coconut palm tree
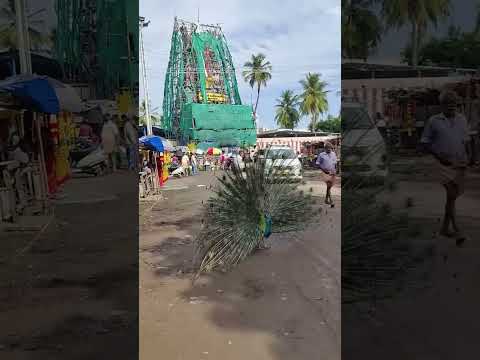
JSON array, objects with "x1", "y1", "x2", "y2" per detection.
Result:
[
  {"x1": 0, "y1": 0, "x2": 48, "y2": 51},
  {"x1": 381, "y1": 0, "x2": 451, "y2": 67},
  {"x1": 139, "y1": 99, "x2": 161, "y2": 126},
  {"x1": 242, "y1": 53, "x2": 272, "y2": 119},
  {"x1": 274, "y1": 90, "x2": 300, "y2": 130},
  {"x1": 299, "y1": 73, "x2": 329, "y2": 131},
  {"x1": 342, "y1": 0, "x2": 382, "y2": 60}
]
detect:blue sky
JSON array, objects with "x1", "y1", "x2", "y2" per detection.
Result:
[{"x1": 139, "y1": 0, "x2": 341, "y2": 129}]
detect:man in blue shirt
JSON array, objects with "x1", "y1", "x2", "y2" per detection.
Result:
[
  {"x1": 316, "y1": 142, "x2": 337, "y2": 207},
  {"x1": 420, "y1": 90, "x2": 469, "y2": 245}
]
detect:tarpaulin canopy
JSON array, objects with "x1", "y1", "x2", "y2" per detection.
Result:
[
  {"x1": 0, "y1": 76, "x2": 59, "y2": 113},
  {"x1": 0, "y1": 75, "x2": 84, "y2": 113},
  {"x1": 139, "y1": 135, "x2": 174, "y2": 153}
]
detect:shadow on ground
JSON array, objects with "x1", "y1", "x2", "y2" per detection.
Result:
[{"x1": 140, "y1": 173, "x2": 340, "y2": 360}]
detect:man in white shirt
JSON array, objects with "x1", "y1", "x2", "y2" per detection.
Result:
[
  {"x1": 101, "y1": 114, "x2": 120, "y2": 172},
  {"x1": 181, "y1": 153, "x2": 191, "y2": 176},
  {"x1": 420, "y1": 90, "x2": 469, "y2": 245},
  {"x1": 316, "y1": 142, "x2": 337, "y2": 207},
  {"x1": 123, "y1": 115, "x2": 138, "y2": 170},
  {"x1": 8, "y1": 135, "x2": 30, "y2": 209}
]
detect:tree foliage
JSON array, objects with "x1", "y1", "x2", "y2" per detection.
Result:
[
  {"x1": 342, "y1": 0, "x2": 382, "y2": 60},
  {"x1": 275, "y1": 90, "x2": 300, "y2": 129},
  {"x1": 381, "y1": 0, "x2": 451, "y2": 66},
  {"x1": 242, "y1": 53, "x2": 272, "y2": 118},
  {"x1": 314, "y1": 115, "x2": 341, "y2": 133},
  {"x1": 299, "y1": 73, "x2": 329, "y2": 131},
  {"x1": 401, "y1": 11, "x2": 480, "y2": 68},
  {"x1": 139, "y1": 99, "x2": 162, "y2": 126}
]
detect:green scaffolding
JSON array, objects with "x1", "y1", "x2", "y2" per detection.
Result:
[
  {"x1": 163, "y1": 19, "x2": 255, "y2": 146},
  {"x1": 54, "y1": 0, "x2": 138, "y2": 99}
]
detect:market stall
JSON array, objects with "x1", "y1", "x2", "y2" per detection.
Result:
[
  {"x1": 139, "y1": 135, "x2": 174, "y2": 196},
  {"x1": 0, "y1": 75, "x2": 82, "y2": 226},
  {"x1": 383, "y1": 77, "x2": 480, "y2": 150}
]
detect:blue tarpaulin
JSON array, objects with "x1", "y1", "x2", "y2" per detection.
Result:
[
  {"x1": 0, "y1": 76, "x2": 59, "y2": 114},
  {"x1": 139, "y1": 135, "x2": 174, "y2": 153}
]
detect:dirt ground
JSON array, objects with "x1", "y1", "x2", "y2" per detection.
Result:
[
  {"x1": 343, "y1": 156, "x2": 480, "y2": 359},
  {"x1": 0, "y1": 171, "x2": 138, "y2": 360},
  {"x1": 139, "y1": 170, "x2": 341, "y2": 360}
]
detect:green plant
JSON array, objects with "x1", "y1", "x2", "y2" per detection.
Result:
[{"x1": 314, "y1": 115, "x2": 341, "y2": 133}]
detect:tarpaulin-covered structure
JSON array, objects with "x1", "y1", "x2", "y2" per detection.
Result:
[
  {"x1": 163, "y1": 18, "x2": 256, "y2": 147},
  {"x1": 55, "y1": 0, "x2": 138, "y2": 101}
]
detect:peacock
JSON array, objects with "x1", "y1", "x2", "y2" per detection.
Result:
[{"x1": 194, "y1": 154, "x2": 319, "y2": 275}]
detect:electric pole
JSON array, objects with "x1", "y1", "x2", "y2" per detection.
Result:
[
  {"x1": 15, "y1": 0, "x2": 32, "y2": 74},
  {"x1": 139, "y1": 16, "x2": 152, "y2": 135}
]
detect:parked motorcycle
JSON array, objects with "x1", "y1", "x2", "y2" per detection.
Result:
[{"x1": 70, "y1": 139, "x2": 107, "y2": 176}]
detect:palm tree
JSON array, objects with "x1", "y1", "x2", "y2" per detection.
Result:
[
  {"x1": 342, "y1": 0, "x2": 382, "y2": 60},
  {"x1": 242, "y1": 53, "x2": 272, "y2": 119},
  {"x1": 139, "y1": 99, "x2": 161, "y2": 126},
  {"x1": 275, "y1": 90, "x2": 300, "y2": 130},
  {"x1": 0, "y1": 0, "x2": 48, "y2": 51},
  {"x1": 299, "y1": 73, "x2": 329, "y2": 131},
  {"x1": 381, "y1": 0, "x2": 451, "y2": 67}
]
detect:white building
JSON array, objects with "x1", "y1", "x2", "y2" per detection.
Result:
[{"x1": 256, "y1": 129, "x2": 340, "y2": 153}]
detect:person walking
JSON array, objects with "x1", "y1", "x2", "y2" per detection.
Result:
[
  {"x1": 316, "y1": 142, "x2": 337, "y2": 207},
  {"x1": 101, "y1": 114, "x2": 120, "y2": 172},
  {"x1": 123, "y1": 115, "x2": 138, "y2": 170},
  {"x1": 205, "y1": 155, "x2": 211, "y2": 172},
  {"x1": 191, "y1": 153, "x2": 198, "y2": 174},
  {"x1": 420, "y1": 90, "x2": 469, "y2": 246},
  {"x1": 181, "y1": 152, "x2": 191, "y2": 176},
  {"x1": 220, "y1": 151, "x2": 226, "y2": 170}
]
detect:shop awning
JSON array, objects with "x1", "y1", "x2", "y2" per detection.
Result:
[
  {"x1": 139, "y1": 135, "x2": 175, "y2": 153},
  {"x1": 0, "y1": 75, "x2": 84, "y2": 114},
  {"x1": 0, "y1": 76, "x2": 59, "y2": 113}
]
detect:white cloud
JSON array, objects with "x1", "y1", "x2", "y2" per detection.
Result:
[{"x1": 140, "y1": 0, "x2": 340, "y2": 128}]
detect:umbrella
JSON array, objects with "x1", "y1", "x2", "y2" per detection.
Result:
[
  {"x1": 207, "y1": 147, "x2": 222, "y2": 155},
  {"x1": 0, "y1": 75, "x2": 84, "y2": 113},
  {"x1": 139, "y1": 135, "x2": 174, "y2": 153},
  {"x1": 0, "y1": 75, "x2": 58, "y2": 113}
]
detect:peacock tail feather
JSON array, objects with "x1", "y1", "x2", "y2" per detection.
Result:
[{"x1": 194, "y1": 154, "x2": 317, "y2": 274}]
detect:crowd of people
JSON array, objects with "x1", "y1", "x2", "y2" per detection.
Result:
[
  {"x1": 77, "y1": 113, "x2": 139, "y2": 173},
  {"x1": 169, "y1": 148, "x2": 258, "y2": 177}
]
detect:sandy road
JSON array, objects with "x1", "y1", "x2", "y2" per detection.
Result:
[{"x1": 139, "y1": 170, "x2": 340, "y2": 360}]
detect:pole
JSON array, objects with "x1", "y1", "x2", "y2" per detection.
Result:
[
  {"x1": 34, "y1": 113, "x2": 50, "y2": 213},
  {"x1": 139, "y1": 17, "x2": 152, "y2": 135},
  {"x1": 15, "y1": 0, "x2": 32, "y2": 74}
]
